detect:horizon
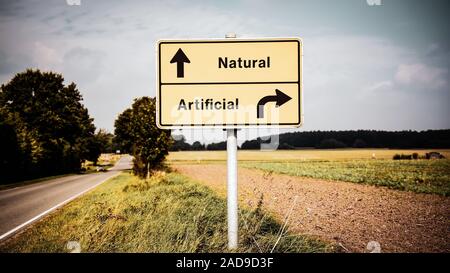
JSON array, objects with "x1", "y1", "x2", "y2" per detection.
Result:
[{"x1": 175, "y1": 128, "x2": 450, "y2": 146}]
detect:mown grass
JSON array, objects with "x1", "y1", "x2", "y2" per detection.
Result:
[
  {"x1": 0, "y1": 171, "x2": 333, "y2": 253},
  {"x1": 242, "y1": 159, "x2": 450, "y2": 196}
]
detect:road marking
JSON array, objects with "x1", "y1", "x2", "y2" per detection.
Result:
[{"x1": 0, "y1": 171, "x2": 121, "y2": 241}]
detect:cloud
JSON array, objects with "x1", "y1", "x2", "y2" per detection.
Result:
[
  {"x1": 0, "y1": 1, "x2": 26, "y2": 18},
  {"x1": 63, "y1": 47, "x2": 106, "y2": 84},
  {"x1": 425, "y1": 43, "x2": 441, "y2": 56},
  {"x1": 0, "y1": 50, "x2": 22, "y2": 74},
  {"x1": 395, "y1": 63, "x2": 448, "y2": 90},
  {"x1": 32, "y1": 41, "x2": 62, "y2": 68},
  {"x1": 365, "y1": 81, "x2": 393, "y2": 92}
]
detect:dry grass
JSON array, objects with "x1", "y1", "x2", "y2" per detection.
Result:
[
  {"x1": 168, "y1": 149, "x2": 450, "y2": 163},
  {"x1": 0, "y1": 171, "x2": 332, "y2": 253}
]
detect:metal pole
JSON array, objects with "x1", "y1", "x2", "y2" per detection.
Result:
[
  {"x1": 225, "y1": 32, "x2": 238, "y2": 250},
  {"x1": 226, "y1": 128, "x2": 238, "y2": 249}
]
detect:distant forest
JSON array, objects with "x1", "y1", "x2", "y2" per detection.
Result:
[{"x1": 170, "y1": 130, "x2": 450, "y2": 151}]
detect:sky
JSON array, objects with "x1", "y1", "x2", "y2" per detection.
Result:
[{"x1": 0, "y1": 0, "x2": 449, "y2": 144}]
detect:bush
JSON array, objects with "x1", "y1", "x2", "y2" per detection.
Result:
[
  {"x1": 393, "y1": 154, "x2": 413, "y2": 160},
  {"x1": 426, "y1": 152, "x2": 446, "y2": 159},
  {"x1": 412, "y1": 153, "x2": 419, "y2": 160}
]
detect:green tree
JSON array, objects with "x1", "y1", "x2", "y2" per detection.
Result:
[
  {"x1": 0, "y1": 69, "x2": 99, "y2": 181},
  {"x1": 114, "y1": 97, "x2": 172, "y2": 178},
  {"x1": 84, "y1": 129, "x2": 117, "y2": 166},
  {"x1": 114, "y1": 108, "x2": 133, "y2": 154},
  {"x1": 95, "y1": 129, "x2": 115, "y2": 153},
  {"x1": 191, "y1": 141, "x2": 205, "y2": 151},
  {"x1": 0, "y1": 108, "x2": 28, "y2": 181},
  {"x1": 84, "y1": 135, "x2": 102, "y2": 166}
]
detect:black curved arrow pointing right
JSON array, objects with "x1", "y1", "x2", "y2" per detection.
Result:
[{"x1": 257, "y1": 89, "x2": 292, "y2": 119}]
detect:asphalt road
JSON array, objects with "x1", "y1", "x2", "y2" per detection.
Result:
[{"x1": 0, "y1": 155, "x2": 132, "y2": 240}]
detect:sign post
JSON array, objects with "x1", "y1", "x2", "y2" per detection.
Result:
[
  {"x1": 156, "y1": 35, "x2": 303, "y2": 250},
  {"x1": 226, "y1": 128, "x2": 238, "y2": 249},
  {"x1": 225, "y1": 33, "x2": 238, "y2": 250}
]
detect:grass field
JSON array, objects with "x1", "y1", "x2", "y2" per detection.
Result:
[
  {"x1": 0, "y1": 171, "x2": 332, "y2": 253},
  {"x1": 242, "y1": 160, "x2": 450, "y2": 196},
  {"x1": 167, "y1": 149, "x2": 450, "y2": 163},
  {"x1": 168, "y1": 149, "x2": 450, "y2": 196}
]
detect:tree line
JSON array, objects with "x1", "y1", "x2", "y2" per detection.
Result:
[
  {"x1": 168, "y1": 130, "x2": 450, "y2": 151},
  {"x1": 170, "y1": 136, "x2": 227, "y2": 151},
  {"x1": 0, "y1": 69, "x2": 109, "y2": 184},
  {"x1": 241, "y1": 130, "x2": 450, "y2": 149}
]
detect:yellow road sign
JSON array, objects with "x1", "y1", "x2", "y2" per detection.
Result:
[{"x1": 156, "y1": 38, "x2": 303, "y2": 128}]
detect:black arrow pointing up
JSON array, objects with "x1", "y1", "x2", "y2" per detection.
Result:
[
  {"x1": 170, "y1": 48, "x2": 190, "y2": 78},
  {"x1": 257, "y1": 89, "x2": 292, "y2": 119}
]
